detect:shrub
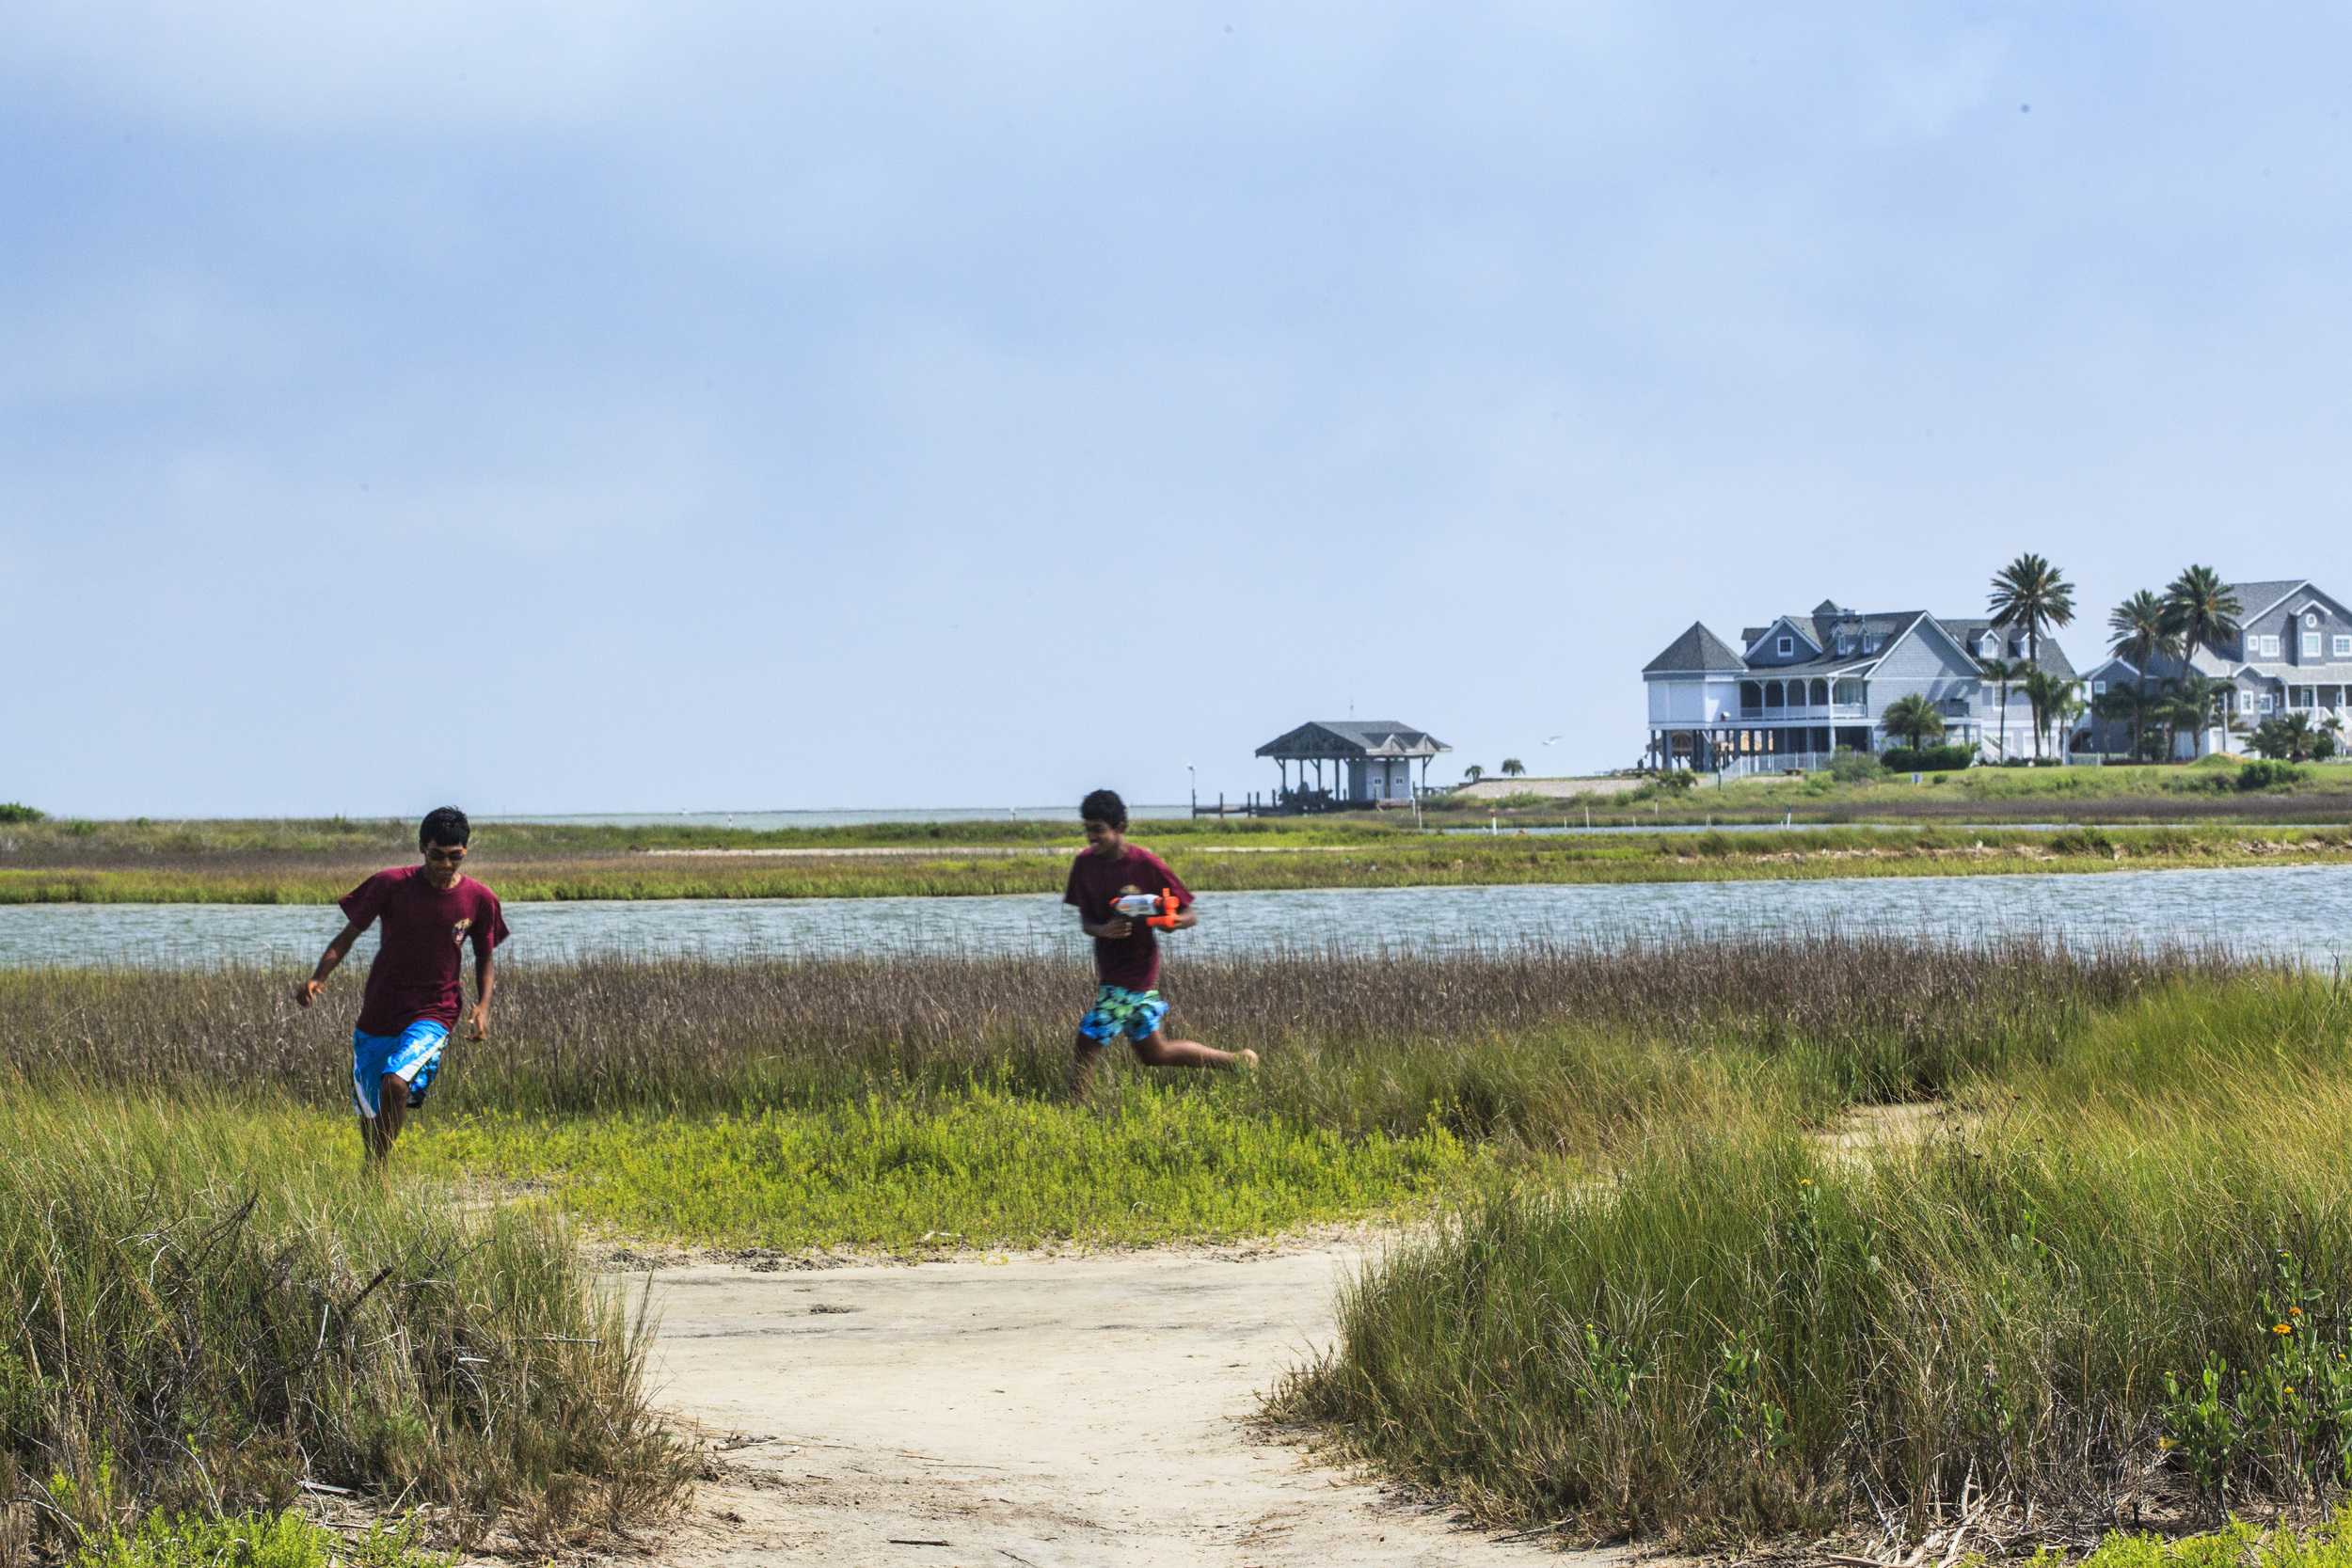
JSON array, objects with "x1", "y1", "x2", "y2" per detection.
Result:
[
  {"x1": 2235, "y1": 759, "x2": 2305, "y2": 792},
  {"x1": 0, "y1": 802, "x2": 43, "y2": 824},
  {"x1": 1825, "y1": 750, "x2": 1880, "y2": 785},
  {"x1": 1877, "y1": 745, "x2": 1974, "y2": 774}
]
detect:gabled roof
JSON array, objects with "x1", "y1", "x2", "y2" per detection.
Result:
[
  {"x1": 1254, "y1": 721, "x2": 1450, "y2": 759},
  {"x1": 2228, "y1": 580, "x2": 2310, "y2": 622},
  {"x1": 1744, "y1": 616, "x2": 1822, "y2": 660},
  {"x1": 1939, "y1": 617, "x2": 2077, "y2": 678},
  {"x1": 1643, "y1": 622, "x2": 1746, "y2": 675},
  {"x1": 1753, "y1": 610, "x2": 1925, "y2": 675}
]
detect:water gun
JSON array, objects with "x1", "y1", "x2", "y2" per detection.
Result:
[{"x1": 1110, "y1": 889, "x2": 1184, "y2": 928}]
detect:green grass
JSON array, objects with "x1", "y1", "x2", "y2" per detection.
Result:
[
  {"x1": 63, "y1": 1507, "x2": 447, "y2": 1567},
  {"x1": 9, "y1": 940, "x2": 2350, "y2": 1551},
  {"x1": 1274, "y1": 969, "x2": 2352, "y2": 1548},
  {"x1": 2048, "y1": 1508, "x2": 2352, "y2": 1568},
  {"x1": 4, "y1": 822, "x2": 2348, "y2": 903},
  {"x1": 1436, "y1": 757, "x2": 2352, "y2": 828},
  {"x1": 410, "y1": 1086, "x2": 1491, "y2": 1250},
  {"x1": 0, "y1": 1095, "x2": 692, "y2": 1560}
]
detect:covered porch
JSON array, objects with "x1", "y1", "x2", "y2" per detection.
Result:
[{"x1": 1255, "y1": 720, "x2": 1452, "y2": 810}]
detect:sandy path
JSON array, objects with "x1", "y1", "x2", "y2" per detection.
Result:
[{"x1": 632, "y1": 1243, "x2": 1617, "y2": 1567}]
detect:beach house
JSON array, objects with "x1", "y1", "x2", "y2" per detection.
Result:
[
  {"x1": 2077, "y1": 578, "x2": 2352, "y2": 757},
  {"x1": 1641, "y1": 600, "x2": 2076, "y2": 773}
]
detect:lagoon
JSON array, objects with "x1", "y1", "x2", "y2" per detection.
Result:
[{"x1": 3, "y1": 863, "x2": 2346, "y2": 970}]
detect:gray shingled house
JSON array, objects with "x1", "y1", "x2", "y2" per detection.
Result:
[
  {"x1": 2077, "y1": 578, "x2": 2352, "y2": 757},
  {"x1": 1254, "y1": 721, "x2": 1450, "y2": 806},
  {"x1": 1641, "y1": 599, "x2": 2075, "y2": 773}
]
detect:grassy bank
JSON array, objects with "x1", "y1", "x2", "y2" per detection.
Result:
[
  {"x1": 8, "y1": 939, "x2": 2348, "y2": 1549},
  {"x1": 1274, "y1": 968, "x2": 2352, "y2": 1549},
  {"x1": 1432, "y1": 756, "x2": 2352, "y2": 828},
  {"x1": 5, "y1": 822, "x2": 2349, "y2": 904},
  {"x1": 0, "y1": 1096, "x2": 692, "y2": 1559}
]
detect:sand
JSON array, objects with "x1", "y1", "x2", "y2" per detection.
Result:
[{"x1": 626, "y1": 1240, "x2": 1628, "y2": 1567}]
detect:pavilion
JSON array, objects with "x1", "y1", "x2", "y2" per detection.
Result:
[{"x1": 1253, "y1": 720, "x2": 1450, "y2": 808}]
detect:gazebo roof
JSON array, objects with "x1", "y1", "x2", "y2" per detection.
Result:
[{"x1": 1254, "y1": 721, "x2": 1450, "y2": 760}]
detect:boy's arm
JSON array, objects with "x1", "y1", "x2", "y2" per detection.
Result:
[
  {"x1": 1078, "y1": 909, "x2": 1133, "y2": 941},
  {"x1": 294, "y1": 919, "x2": 370, "y2": 1006},
  {"x1": 467, "y1": 951, "x2": 496, "y2": 1039}
]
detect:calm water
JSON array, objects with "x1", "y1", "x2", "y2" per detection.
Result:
[
  {"x1": 5, "y1": 864, "x2": 2347, "y2": 970},
  {"x1": 485, "y1": 805, "x2": 1190, "y2": 830}
]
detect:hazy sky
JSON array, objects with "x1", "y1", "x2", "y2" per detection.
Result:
[{"x1": 8, "y1": 4, "x2": 2349, "y2": 816}]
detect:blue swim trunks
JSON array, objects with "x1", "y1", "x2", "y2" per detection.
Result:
[
  {"x1": 351, "y1": 1019, "x2": 450, "y2": 1118},
  {"x1": 1078, "y1": 985, "x2": 1168, "y2": 1044}
]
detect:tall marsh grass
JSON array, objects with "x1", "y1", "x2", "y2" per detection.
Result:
[
  {"x1": 0, "y1": 1096, "x2": 692, "y2": 1559},
  {"x1": 1276, "y1": 967, "x2": 2352, "y2": 1545},
  {"x1": 0, "y1": 937, "x2": 2250, "y2": 1127}
]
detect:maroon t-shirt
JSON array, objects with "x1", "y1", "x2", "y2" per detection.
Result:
[
  {"x1": 339, "y1": 866, "x2": 510, "y2": 1036},
  {"x1": 1063, "y1": 845, "x2": 1191, "y2": 991}
]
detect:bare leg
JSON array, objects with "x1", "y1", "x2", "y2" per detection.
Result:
[
  {"x1": 363, "y1": 1071, "x2": 410, "y2": 1164},
  {"x1": 1071, "y1": 1033, "x2": 1107, "y2": 1101},
  {"x1": 1130, "y1": 1031, "x2": 1258, "y2": 1071}
]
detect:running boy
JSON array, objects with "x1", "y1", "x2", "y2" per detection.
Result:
[
  {"x1": 1064, "y1": 787, "x2": 1255, "y2": 1099},
  {"x1": 294, "y1": 805, "x2": 509, "y2": 1164}
]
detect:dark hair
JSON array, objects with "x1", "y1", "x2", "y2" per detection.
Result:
[
  {"x1": 419, "y1": 805, "x2": 471, "y2": 850},
  {"x1": 1079, "y1": 788, "x2": 1127, "y2": 830}
]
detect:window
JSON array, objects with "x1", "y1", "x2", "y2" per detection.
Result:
[
  {"x1": 2307, "y1": 612, "x2": 2322, "y2": 629},
  {"x1": 1836, "y1": 636, "x2": 1851, "y2": 655},
  {"x1": 1777, "y1": 635, "x2": 1792, "y2": 656},
  {"x1": 1980, "y1": 634, "x2": 1997, "y2": 657},
  {"x1": 2091, "y1": 680, "x2": 2106, "y2": 696},
  {"x1": 2336, "y1": 635, "x2": 2352, "y2": 657},
  {"x1": 2260, "y1": 692, "x2": 2276, "y2": 713},
  {"x1": 1862, "y1": 634, "x2": 1880, "y2": 654},
  {"x1": 2260, "y1": 634, "x2": 2282, "y2": 657},
  {"x1": 2306, "y1": 633, "x2": 2323, "y2": 658}
]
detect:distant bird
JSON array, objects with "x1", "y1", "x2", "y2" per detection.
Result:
[{"x1": 1542, "y1": 734, "x2": 1565, "y2": 745}]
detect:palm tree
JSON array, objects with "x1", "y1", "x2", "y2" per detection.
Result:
[
  {"x1": 2160, "y1": 566, "x2": 2244, "y2": 752},
  {"x1": 2106, "y1": 589, "x2": 2176, "y2": 765},
  {"x1": 1988, "y1": 553, "x2": 2078, "y2": 673},
  {"x1": 2255, "y1": 712, "x2": 2316, "y2": 762},
  {"x1": 1979, "y1": 656, "x2": 2024, "y2": 762},
  {"x1": 1882, "y1": 693, "x2": 1947, "y2": 751},
  {"x1": 2021, "y1": 669, "x2": 2082, "y2": 763},
  {"x1": 1462, "y1": 765, "x2": 1485, "y2": 784},
  {"x1": 2165, "y1": 673, "x2": 2234, "y2": 760},
  {"x1": 1500, "y1": 758, "x2": 1526, "y2": 777},
  {"x1": 2093, "y1": 685, "x2": 2162, "y2": 761}
]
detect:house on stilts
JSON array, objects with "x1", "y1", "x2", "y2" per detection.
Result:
[{"x1": 1253, "y1": 721, "x2": 1450, "y2": 811}]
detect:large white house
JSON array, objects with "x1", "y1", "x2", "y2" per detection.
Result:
[
  {"x1": 1642, "y1": 599, "x2": 2076, "y2": 773},
  {"x1": 2078, "y1": 578, "x2": 2352, "y2": 757}
]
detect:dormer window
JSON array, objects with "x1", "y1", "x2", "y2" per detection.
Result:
[
  {"x1": 1862, "y1": 634, "x2": 1881, "y2": 655},
  {"x1": 1776, "y1": 636, "x2": 1793, "y2": 656},
  {"x1": 1835, "y1": 636, "x2": 1852, "y2": 656},
  {"x1": 1979, "y1": 634, "x2": 1997, "y2": 657}
]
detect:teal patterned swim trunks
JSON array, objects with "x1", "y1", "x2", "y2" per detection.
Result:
[{"x1": 1077, "y1": 984, "x2": 1169, "y2": 1044}]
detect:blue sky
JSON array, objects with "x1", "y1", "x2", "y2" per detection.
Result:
[{"x1": 8, "y1": 4, "x2": 2348, "y2": 816}]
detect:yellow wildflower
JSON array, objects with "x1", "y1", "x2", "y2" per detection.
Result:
[
  {"x1": 2292, "y1": 1307, "x2": 2305, "y2": 1317},
  {"x1": 2276, "y1": 1323, "x2": 2296, "y2": 1336},
  {"x1": 2158, "y1": 1436, "x2": 2176, "y2": 1450}
]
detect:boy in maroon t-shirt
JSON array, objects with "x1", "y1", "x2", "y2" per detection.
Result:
[
  {"x1": 294, "y1": 805, "x2": 509, "y2": 1164},
  {"x1": 1063, "y1": 788, "x2": 1255, "y2": 1100}
]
